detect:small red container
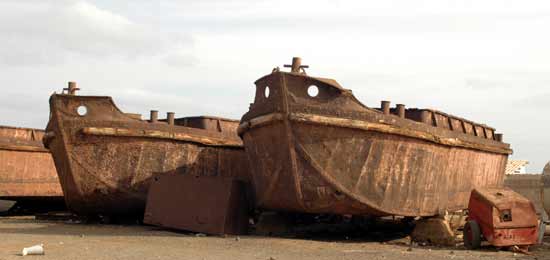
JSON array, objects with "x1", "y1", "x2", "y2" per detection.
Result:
[{"x1": 464, "y1": 188, "x2": 539, "y2": 249}]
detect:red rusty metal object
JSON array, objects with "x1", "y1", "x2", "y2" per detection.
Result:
[
  {"x1": 238, "y1": 57, "x2": 511, "y2": 217},
  {"x1": 464, "y1": 188, "x2": 539, "y2": 249},
  {"x1": 144, "y1": 174, "x2": 249, "y2": 235},
  {"x1": 0, "y1": 125, "x2": 62, "y2": 199},
  {"x1": 44, "y1": 82, "x2": 250, "y2": 217}
]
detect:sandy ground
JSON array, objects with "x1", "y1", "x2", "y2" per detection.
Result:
[{"x1": 0, "y1": 216, "x2": 548, "y2": 260}]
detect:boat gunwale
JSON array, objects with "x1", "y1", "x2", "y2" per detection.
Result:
[
  {"x1": 80, "y1": 126, "x2": 243, "y2": 148},
  {"x1": 238, "y1": 112, "x2": 512, "y2": 155},
  {"x1": 0, "y1": 143, "x2": 49, "y2": 153},
  {"x1": 0, "y1": 125, "x2": 46, "y2": 132}
]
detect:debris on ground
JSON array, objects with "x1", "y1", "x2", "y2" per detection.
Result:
[{"x1": 21, "y1": 244, "x2": 44, "y2": 256}]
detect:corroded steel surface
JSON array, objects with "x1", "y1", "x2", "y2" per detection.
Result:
[
  {"x1": 504, "y1": 174, "x2": 545, "y2": 217},
  {"x1": 144, "y1": 174, "x2": 249, "y2": 235},
  {"x1": 238, "y1": 57, "x2": 511, "y2": 217},
  {"x1": 468, "y1": 188, "x2": 538, "y2": 247},
  {"x1": 0, "y1": 126, "x2": 62, "y2": 198},
  {"x1": 45, "y1": 85, "x2": 249, "y2": 217},
  {"x1": 543, "y1": 163, "x2": 550, "y2": 216}
]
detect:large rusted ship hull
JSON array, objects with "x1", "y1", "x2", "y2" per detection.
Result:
[
  {"x1": 0, "y1": 126, "x2": 62, "y2": 199},
  {"x1": 45, "y1": 88, "x2": 249, "y2": 217},
  {"x1": 239, "y1": 58, "x2": 511, "y2": 217}
]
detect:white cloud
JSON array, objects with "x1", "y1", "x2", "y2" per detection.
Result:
[{"x1": 0, "y1": 0, "x2": 193, "y2": 66}]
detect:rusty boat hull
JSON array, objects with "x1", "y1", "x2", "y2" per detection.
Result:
[
  {"x1": 0, "y1": 126, "x2": 62, "y2": 200},
  {"x1": 239, "y1": 59, "x2": 511, "y2": 217},
  {"x1": 45, "y1": 90, "x2": 249, "y2": 217}
]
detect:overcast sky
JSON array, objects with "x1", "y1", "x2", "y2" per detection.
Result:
[{"x1": 1, "y1": 0, "x2": 548, "y2": 171}]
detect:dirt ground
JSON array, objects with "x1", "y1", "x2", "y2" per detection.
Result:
[{"x1": 0, "y1": 216, "x2": 548, "y2": 260}]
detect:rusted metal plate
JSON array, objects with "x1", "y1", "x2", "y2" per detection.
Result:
[
  {"x1": 238, "y1": 57, "x2": 510, "y2": 217},
  {"x1": 0, "y1": 125, "x2": 62, "y2": 199},
  {"x1": 504, "y1": 174, "x2": 546, "y2": 217},
  {"x1": 543, "y1": 163, "x2": 550, "y2": 216},
  {"x1": 468, "y1": 188, "x2": 538, "y2": 247},
  {"x1": 144, "y1": 174, "x2": 249, "y2": 235},
  {"x1": 44, "y1": 83, "x2": 250, "y2": 217}
]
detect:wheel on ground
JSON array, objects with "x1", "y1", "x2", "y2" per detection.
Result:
[{"x1": 463, "y1": 220, "x2": 481, "y2": 249}]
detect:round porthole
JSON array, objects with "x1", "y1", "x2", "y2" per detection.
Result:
[
  {"x1": 264, "y1": 86, "x2": 270, "y2": 98},
  {"x1": 77, "y1": 105, "x2": 88, "y2": 116},
  {"x1": 307, "y1": 85, "x2": 319, "y2": 97}
]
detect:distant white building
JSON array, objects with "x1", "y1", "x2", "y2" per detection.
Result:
[{"x1": 505, "y1": 160, "x2": 530, "y2": 175}]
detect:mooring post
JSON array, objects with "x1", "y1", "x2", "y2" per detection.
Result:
[
  {"x1": 284, "y1": 57, "x2": 309, "y2": 74},
  {"x1": 381, "y1": 101, "x2": 391, "y2": 115},
  {"x1": 150, "y1": 110, "x2": 158, "y2": 123},
  {"x1": 167, "y1": 112, "x2": 175, "y2": 125},
  {"x1": 396, "y1": 104, "x2": 406, "y2": 118},
  {"x1": 64, "y1": 82, "x2": 80, "y2": 95}
]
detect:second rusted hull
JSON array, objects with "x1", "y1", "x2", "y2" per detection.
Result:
[
  {"x1": 0, "y1": 126, "x2": 62, "y2": 199},
  {"x1": 239, "y1": 64, "x2": 510, "y2": 217},
  {"x1": 45, "y1": 93, "x2": 249, "y2": 217},
  {"x1": 243, "y1": 119, "x2": 507, "y2": 217}
]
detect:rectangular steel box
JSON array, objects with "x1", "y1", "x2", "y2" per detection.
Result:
[{"x1": 144, "y1": 174, "x2": 249, "y2": 235}]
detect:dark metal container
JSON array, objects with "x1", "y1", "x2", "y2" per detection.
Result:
[{"x1": 144, "y1": 174, "x2": 249, "y2": 235}]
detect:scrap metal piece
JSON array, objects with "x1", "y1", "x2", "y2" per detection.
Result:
[
  {"x1": 144, "y1": 174, "x2": 249, "y2": 235},
  {"x1": 45, "y1": 84, "x2": 250, "y2": 217},
  {"x1": 0, "y1": 126, "x2": 62, "y2": 199},
  {"x1": 239, "y1": 57, "x2": 511, "y2": 217}
]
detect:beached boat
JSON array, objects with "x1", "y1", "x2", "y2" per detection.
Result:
[
  {"x1": 44, "y1": 83, "x2": 249, "y2": 217},
  {"x1": 0, "y1": 126, "x2": 62, "y2": 200},
  {"x1": 238, "y1": 58, "x2": 512, "y2": 217}
]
